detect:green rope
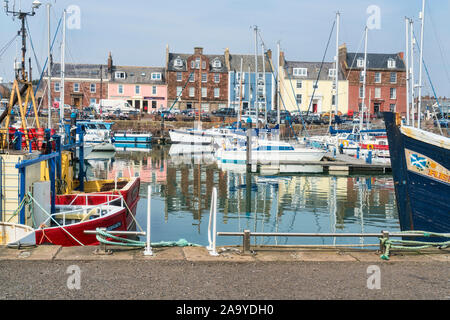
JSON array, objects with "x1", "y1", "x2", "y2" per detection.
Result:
[
  {"x1": 379, "y1": 231, "x2": 450, "y2": 260},
  {"x1": 95, "y1": 228, "x2": 201, "y2": 248},
  {"x1": 7, "y1": 194, "x2": 33, "y2": 223}
]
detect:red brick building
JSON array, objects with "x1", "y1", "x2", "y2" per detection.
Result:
[
  {"x1": 339, "y1": 44, "x2": 407, "y2": 117},
  {"x1": 40, "y1": 63, "x2": 108, "y2": 109},
  {"x1": 165, "y1": 46, "x2": 229, "y2": 112}
]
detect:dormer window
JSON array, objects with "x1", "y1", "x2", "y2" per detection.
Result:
[
  {"x1": 293, "y1": 68, "x2": 307, "y2": 77},
  {"x1": 357, "y1": 58, "x2": 365, "y2": 68},
  {"x1": 174, "y1": 57, "x2": 183, "y2": 68},
  {"x1": 151, "y1": 72, "x2": 162, "y2": 80},
  {"x1": 115, "y1": 71, "x2": 126, "y2": 79},
  {"x1": 328, "y1": 69, "x2": 336, "y2": 77},
  {"x1": 213, "y1": 59, "x2": 222, "y2": 69},
  {"x1": 387, "y1": 58, "x2": 396, "y2": 69}
]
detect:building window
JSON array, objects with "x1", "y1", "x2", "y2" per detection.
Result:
[
  {"x1": 152, "y1": 101, "x2": 157, "y2": 109},
  {"x1": 357, "y1": 58, "x2": 365, "y2": 68},
  {"x1": 202, "y1": 73, "x2": 207, "y2": 83},
  {"x1": 201, "y1": 87, "x2": 207, "y2": 98},
  {"x1": 152, "y1": 86, "x2": 157, "y2": 95},
  {"x1": 296, "y1": 94, "x2": 302, "y2": 104},
  {"x1": 332, "y1": 95, "x2": 336, "y2": 106},
  {"x1": 90, "y1": 98, "x2": 96, "y2": 105},
  {"x1": 390, "y1": 104, "x2": 396, "y2": 111},
  {"x1": 388, "y1": 59, "x2": 396, "y2": 69},
  {"x1": 213, "y1": 59, "x2": 222, "y2": 68},
  {"x1": 54, "y1": 82, "x2": 60, "y2": 92},
  {"x1": 174, "y1": 57, "x2": 183, "y2": 68},
  {"x1": 115, "y1": 71, "x2": 126, "y2": 79},
  {"x1": 176, "y1": 86, "x2": 182, "y2": 97},
  {"x1": 202, "y1": 61, "x2": 206, "y2": 70},
  {"x1": 359, "y1": 71, "x2": 365, "y2": 83},
  {"x1": 90, "y1": 83, "x2": 96, "y2": 93},
  {"x1": 176, "y1": 72, "x2": 182, "y2": 82},
  {"x1": 135, "y1": 85, "x2": 140, "y2": 95},
  {"x1": 189, "y1": 72, "x2": 195, "y2": 82},
  {"x1": 118, "y1": 84, "x2": 123, "y2": 94},
  {"x1": 214, "y1": 73, "x2": 220, "y2": 83},
  {"x1": 189, "y1": 87, "x2": 195, "y2": 97},
  {"x1": 359, "y1": 86, "x2": 364, "y2": 98},
  {"x1": 293, "y1": 68, "x2": 307, "y2": 77},
  {"x1": 214, "y1": 88, "x2": 220, "y2": 98},
  {"x1": 390, "y1": 88, "x2": 396, "y2": 99},
  {"x1": 390, "y1": 72, "x2": 397, "y2": 83},
  {"x1": 375, "y1": 87, "x2": 381, "y2": 99},
  {"x1": 374, "y1": 72, "x2": 381, "y2": 83},
  {"x1": 151, "y1": 73, "x2": 162, "y2": 80},
  {"x1": 73, "y1": 83, "x2": 80, "y2": 92},
  {"x1": 328, "y1": 69, "x2": 336, "y2": 77},
  {"x1": 201, "y1": 103, "x2": 209, "y2": 112},
  {"x1": 296, "y1": 80, "x2": 302, "y2": 89}
]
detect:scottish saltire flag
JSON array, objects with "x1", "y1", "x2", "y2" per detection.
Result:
[{"x1": 410, "y1": 154, "x2": 428, "y2": 170}]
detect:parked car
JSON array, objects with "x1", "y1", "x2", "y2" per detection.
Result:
[
  {"x1": 212, "y1": 107, "x2": 236, "y2": 118},
  {"x1": 267, "y1": 110, "x2": 292, "y2": 124}
]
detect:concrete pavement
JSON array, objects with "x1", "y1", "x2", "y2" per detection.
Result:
[{"x1": 0, "y1": 245, "x2": 449, "y2": 300}]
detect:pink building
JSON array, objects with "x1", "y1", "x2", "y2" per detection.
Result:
[{"x1": 106, "y1": 53, "x2": 167, "y2": 113}]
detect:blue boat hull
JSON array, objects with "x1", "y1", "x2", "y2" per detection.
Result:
[{"x1": 383, "y1": 112, "x2": 450, "y2": 241}]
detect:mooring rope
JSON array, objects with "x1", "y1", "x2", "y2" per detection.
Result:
[
  {"x1": 94, "y1": 228, "x2": 201, "y2": 248},
  {"x1": 379, "y1": 231, "x2": 450, "y2": 260}
]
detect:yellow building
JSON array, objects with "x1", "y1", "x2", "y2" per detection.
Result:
[{"x1": 278, "y1": 53, "x2": 349, "y2": 115}]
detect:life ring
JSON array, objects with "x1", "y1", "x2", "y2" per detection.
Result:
[
  {"x1": 342, "y1": 140, "x2": 349, "y2": 147},
  {"x1": 367, "y1": 144, "x2": 374, "y2": 150}
]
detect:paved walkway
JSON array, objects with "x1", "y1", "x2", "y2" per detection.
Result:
[{"x1": 0, "y1": 245, "x2": 449, "y2": 300}]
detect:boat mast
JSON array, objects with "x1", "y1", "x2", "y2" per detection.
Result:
[
  {"x1": 361, "y1": 26, "x2": 368, "y2": 136},
  {"x1": 405, "y1": 17, "x2": 410, "y2": 126},
  {"x1": 254, "y1": 26, "x2": 259, "y2": 123},
  {"x1": 46, "y1": 2, "x2": 51, "y2": 129},
  {"x1": 198, "y1": 55, "x2": 202, "y2": 130},
  {"x1": 334, "y1": 11, "x2": 340, "y2": 130},
  {"x1": 277, "y1": 41, "x2": 281, "y2": 126},
  {"x1": 261, "y1": 41, "x2": 267, "y2": 125},
  {"x1": 60, "y1": 9, "x2": 66, "y2": 136},
  {"x1": 410, "y1": 19, "x2": 416, "y2": 127},
  {"x1": 417, "y1": 0, "x2": 425, "y2": 129},
  {"x1": 238, "y1": 58, "x2": 243, "y2": 124}
]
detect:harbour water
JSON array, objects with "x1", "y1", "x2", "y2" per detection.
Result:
[{"x1": 86, "y1": 146, "x2": 400, "y2": 248}]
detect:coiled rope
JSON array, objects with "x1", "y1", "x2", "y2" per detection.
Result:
[
  {"x1": 94, "y1": 228, "x2": 201, "y2": 248},
  {"x1": 379, "y1": 231, "x2": 450, "y2": 260}
]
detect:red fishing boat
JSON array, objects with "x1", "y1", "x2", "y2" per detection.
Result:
[{"x1": 5, "y1": 177, "x2": 140, "y2": 247}]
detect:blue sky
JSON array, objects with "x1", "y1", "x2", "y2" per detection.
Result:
[{"x1": 1, "y1": 0, "x2": 449, "y2": 96}]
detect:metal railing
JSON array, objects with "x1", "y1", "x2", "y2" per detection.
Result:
[{"x1": 206, "y1": 190, "x2": 446, "y2": 256}]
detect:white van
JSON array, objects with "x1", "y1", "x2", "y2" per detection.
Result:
[{"x1": 96, "y1": 99, "x2": 137, "y2": 115}]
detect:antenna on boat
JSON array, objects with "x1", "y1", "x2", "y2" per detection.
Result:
[{"x1": 1, "y1": 0, "x2": 42, "y2": 149}]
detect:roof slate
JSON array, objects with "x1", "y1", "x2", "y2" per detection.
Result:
[
  {"x1": 346, "y1": 53, "x2": 405, "y2": 71},
  {"x1": 284, "y1": 61, "x2": 345, "y2": 80}
]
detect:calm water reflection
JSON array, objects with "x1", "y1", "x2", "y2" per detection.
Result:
[{"x1": 87, "y1": 146, "x2": 399, "y2": 247}]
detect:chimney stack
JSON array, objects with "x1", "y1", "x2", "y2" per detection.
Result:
[
  {"x1": 107, "y1": 52, "x2": 113, "y2": 73},
  {"x1": 194, "y1": 47, "x2": 203, "y2": 55}
]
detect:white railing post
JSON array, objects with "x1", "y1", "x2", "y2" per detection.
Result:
[
  {"x1": 143, "y1": 185, "x2": 153, "y2": 256},
  {"x1": 207, "y1": 187, "x2": 219, "y2": 256}
]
